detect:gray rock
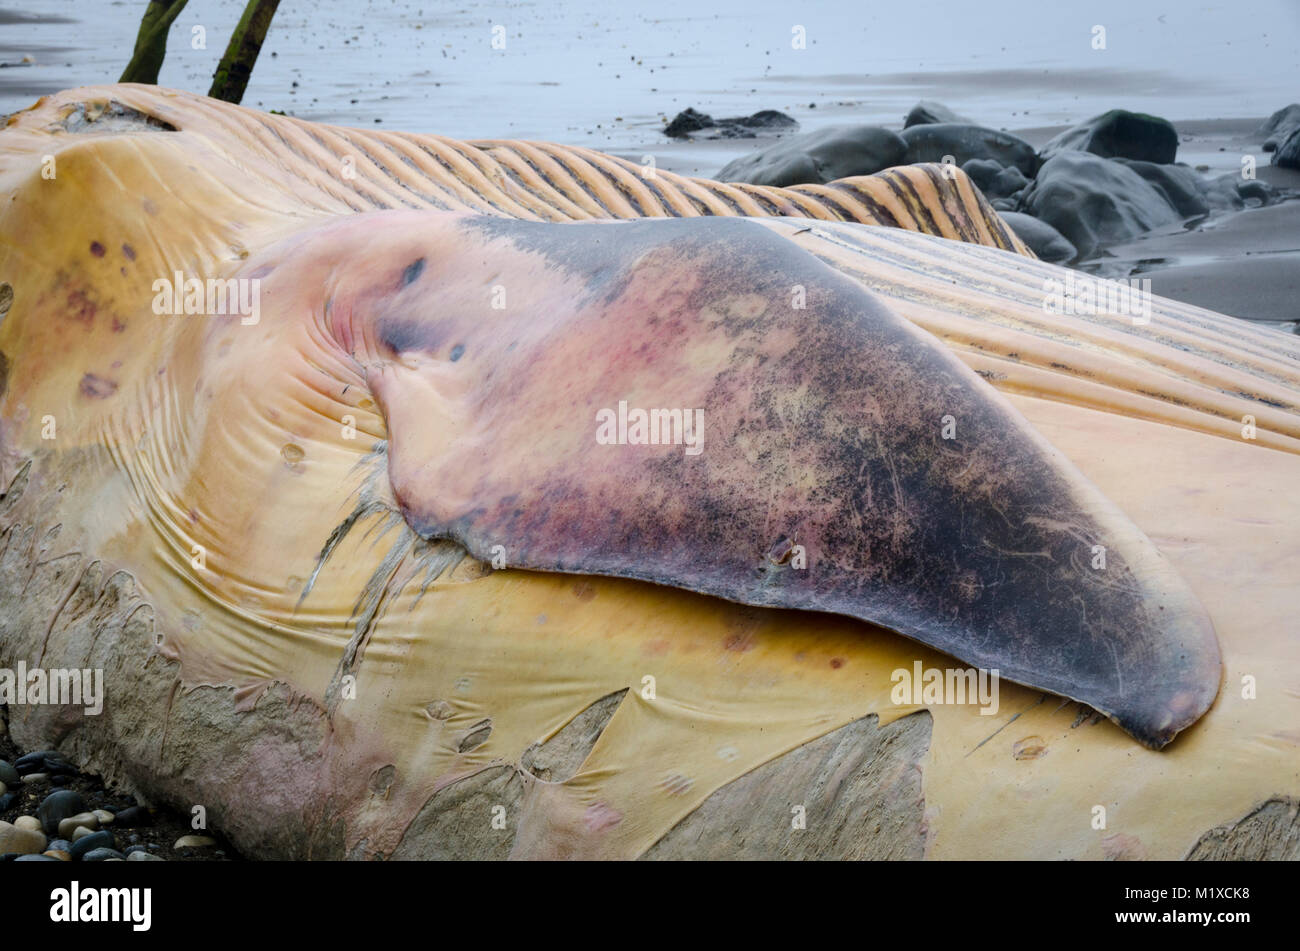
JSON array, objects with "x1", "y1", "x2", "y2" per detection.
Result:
[
  {"x1": 82, "y1": 847, "x2": 127, "y2": 861},
  {"x1": 14, "y1": 750, "x2": 57, "y2": 775},
  {"x1": 903, "y1": 100, "x2": 970, "y2": 129},
  {"x1": 998, "y1": 212, "x2": 1078, "y2": 263},
  {"x1": 15, "y1": 853, "x2": 61, "y2": 861},
  {"x1": 0, "y1": 760, "x2": 18, "y2": 785},
  {"x1": 37, "y1": 788, "x2": 85, "y2": 836},
  {"x1": 960, "y1": 158, "x2": 1003, "y2": 193},
  {"x1": 664, "y1": 107, "x2": 797, "y2": 140},
  {"x1": 126, "y1": 850, "x2": 165, "y2": 861},
  {"x1": 112, "y1": 805, "x2": 152, "y2": 826},
  {"x1": 1259, "y1": 104, "x2": 1300, "y2": 152},
  {"x1": 961, "y1": 158, "x2": 1029, "y2": 200},
  {"x1": 69, "y1": 829, "x2": 114, "y2": 860},
  {"x1": 1272, "y1": 127, "x2": 1300, "y2": 170},
  {"x1": 899, "y1": 123, "x2": 1038, "y2": 177},
  {"x1": 1041, "y1": 109, "x2": 1179, "y2": 164},
  {"x1": 1021, "y1": 152, "x2": 1183, "y2": 259},
  {"x1": 716, "y1": 125, "x2": 907, "y2": 187},
  {"x1": 1110, "y1": 159, "x2": 1210, "y2": 218},
  {"x1": 1114, "y1": 159, "x2": 1283, "y2": 212}
]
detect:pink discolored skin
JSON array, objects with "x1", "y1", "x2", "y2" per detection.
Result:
[{"x1": 252, "y1": 209, "x2": 1221, "y2": 749}]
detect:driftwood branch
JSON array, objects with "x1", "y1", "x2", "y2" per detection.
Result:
[
  {"x1": 208, "y1": 0, "x2": 281, "y2": 104},
  {"x1": 119, "y1": 0, "x2": 190, "y2": 84}
]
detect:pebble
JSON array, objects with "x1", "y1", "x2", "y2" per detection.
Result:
[
  {"x1": 43, "y1": 849, "x2": 71, "y2": 861},
  {"x1": 174, "y1": 834, "x2": 216, "y2": 849},
  {"x1": 21, "y1": 772, "x2": 49, "y2": 784},
  {"x1": 0, "y1": 760, "x2": 16, "y2": 785},
  {"x1": 14, "y1": 815, "x2": 41, "y2": 832},
  {"x1": 43, "y1": 758, "x2": 78, "y2": 778},
  {"x1": 92, "y1": 808, "x2": 115, "y2": 825},
  {"x1": 82, "y1": 847, "x2": 126, "y2": 862},
  {"x1": 14, "y1": 750, "x2": 57, "y2": 775},
  {"x1": 126, "y1": 850, "x2": 165, "y2": 862},
  {"x1": 69, "y1": 829, "x2": 114, "y2": 860},
  {"x1": 70, "y1": 825, "x2": 96, "y2": 841},
  {"x1": 0, "y1": 820, "x2": 47, "y2": 855},
  {"x1": 15, "y1": 853, "x2": 60, "y2": 861},
  {"x1": 47, "y1": 839, "x2": 72, "y2": 852},
  {"x1": 113, "y1": 805, "x2": 152, "y2": 826},
  {"x1": 0, "y1": 792, "x2": 16, "y2": 811},
  {"x1": 58, "y1": 812, "x2": 100, "y2": 839},
  {"x1": 37, "y1": 789, "x2": 86, "y2": 836}
]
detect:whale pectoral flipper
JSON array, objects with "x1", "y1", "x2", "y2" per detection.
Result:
[{"x1": 251, "y1": 209, "x2": 1220, "y2": 749}]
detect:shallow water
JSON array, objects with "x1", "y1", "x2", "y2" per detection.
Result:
[{"x1": 2, "y1": 0, "x2": 1297, "y2": 178}]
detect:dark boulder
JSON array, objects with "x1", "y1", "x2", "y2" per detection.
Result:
[
  {"x1": 1040, "y1": 109, "x2": 1178, "y2": 164},
  {"x1": 1110, "y1": 159, "x2": 1210, "y2": 218},
  {"x1": 716, "y1": 125, "x2": 907, "y2": 186},
  {"x1": 1272, "y1": 126, "x2": 1300, "y2": 170},
  {"x1": 903, "y1": 100, "x2": 971, "y2": 129},
  {"x1": 1259, "y1": 104, "x2": 1300, "y2": 152},
  {"x1": 664, "y1": 107, "x2": 797, "y2": 140},
  {"x1": 998, "y1": 212, "x2": 1078, "y2": 264},
  {"x1": 1020, "y1": 152, "x2": 1183, "y2": 259},
  {"x1": 1115, "y1": 158, "x2": 1284, "y2": 211},
  {"x1": 961, "y1": 158, "x2": 1029, "y2": 200},
  {"x1": 899, "y1": 123, "x2": 1038, "y2": 177}
]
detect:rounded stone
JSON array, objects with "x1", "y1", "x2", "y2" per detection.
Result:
[
  {"x1": 174, "y1": 834, "x2": 217, "y2": 849},
  {"x1": 0, "y1": 821, "x2": 47, "y2": 855},
  {"x1": 69, "y1": 829, "x2": 114, "y2": 860},
  {"x1": 58, "y1": 812, "x2": 100, "y2": 839},
  {"x1": 37, "y1": 788, "x2": 86, "y2": 836}
]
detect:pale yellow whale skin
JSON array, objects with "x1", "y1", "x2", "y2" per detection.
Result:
[{"x1": 0, "y1": 85, "x2": 1295, "y2": 859}]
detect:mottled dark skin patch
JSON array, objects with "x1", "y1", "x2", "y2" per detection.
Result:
[
  {"x1": 89, "y1": 241, "x2": 105, "y2": 258},
  {"x1": 78, "y1": 373, "x2": 117, "y2": 399},
  {"x1": 401, "y1": 257, "x2": 426, "y2": 287},
  {"x1": 64, "y1": 288, "x2": 96, "y2": 326},
  {"x1": 377, "y1": 318, "x2": 447, "y2": 356},
  {"x1": 329, "y1": 214, "x2": 1219, "y2": 749},
  {"x1": 449, "y1": 343, "x2": 465, "y2": 362},
  {"x1": 121, "y1": 243, "x2": 136, "y2": 261}
]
